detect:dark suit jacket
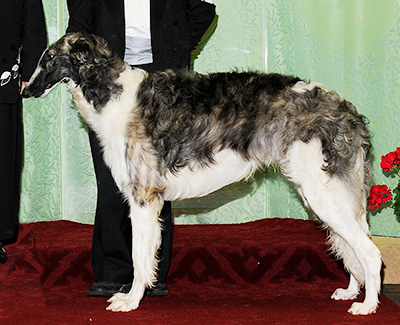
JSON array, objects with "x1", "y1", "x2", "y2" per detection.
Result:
[
  {"x1": 66, "y1": 0, "x2": 215, "y2": 70},
  {"x1": 0, "y1": 0, "x2": 47, "y2": 104}
]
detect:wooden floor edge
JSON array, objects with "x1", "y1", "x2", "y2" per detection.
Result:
[{"x1": 372, "y1": 236, "x2": 400, "y2": 284}]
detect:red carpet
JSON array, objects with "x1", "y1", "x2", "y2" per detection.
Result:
[{"x1": 0, "y1": 218, "x2": 399, "y2": 324}]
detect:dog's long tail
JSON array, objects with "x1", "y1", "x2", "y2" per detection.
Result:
[
  {"x1": 324, "y1": 98, "x2": 371, "y2": 194},
  {"x1": 289, "y1": 86, "x2": 372, "y2": 199}
]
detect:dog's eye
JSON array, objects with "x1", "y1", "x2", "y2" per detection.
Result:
[{"x1": 49, "y1": 54, "x2": 54, "y2": 59}]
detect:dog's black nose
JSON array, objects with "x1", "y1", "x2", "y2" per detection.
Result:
[
  {"x1": 21, "y1": 87, "x2": 30, "y2": 98},
  {"x1": 21, "y1": 84, "x2": 37, "y2": 98}
]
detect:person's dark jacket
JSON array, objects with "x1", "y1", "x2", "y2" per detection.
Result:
[
  {"x1": 0, "y1": 0, "x2": 47, "y2": 104},
  {"x1": 66, "y1": 0, "x2": 216, "y2": 70}
]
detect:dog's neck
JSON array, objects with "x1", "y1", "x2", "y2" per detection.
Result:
[
  {"x1": 68, "y1": 66, "x2": 147, "y2": 129},
  {"x1": 68, "y1": 66, "x2": 148, "y2": 191}
]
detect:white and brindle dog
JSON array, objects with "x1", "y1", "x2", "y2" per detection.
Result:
[{"x1": 23, "y1": 33, "x2": 381, "y2": 315}]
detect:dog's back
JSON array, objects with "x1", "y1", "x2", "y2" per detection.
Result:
[{"x1": 135, "y1": 69, "x2": 371, "y2": 192}]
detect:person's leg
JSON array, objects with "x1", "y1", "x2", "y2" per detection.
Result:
[
  {"x1": 0, "y1": 101, "x2": 23, "y2": 263},
  {"x1": 87, "y1": 129, "x2": 173, "y2": 296},
  {"x1": 87, "y1": 129, "x2": 133, "y2": 296}
]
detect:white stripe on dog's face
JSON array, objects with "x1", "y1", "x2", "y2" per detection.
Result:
[
  {"x1": 22, "y1": 40, "x2": 73, "y2": 98},
  {"x1": 23, "y1": 65, "x2": 46, "y2": 97},
  {"x1": 24, "y1": 65, "x2": 63, "y2": 98}
]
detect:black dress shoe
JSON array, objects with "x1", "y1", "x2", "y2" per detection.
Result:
[
  {"x1": 145, "y1": 282, "x2": 168, "y2": 297},
  {"x1": 87, "y1": 281, "x2": 168, "y2": 297},
  {"x1": 87, "y1": 281, "x2": 132, "y2": 297},
  {"x1": 0, "y1": 242, "x2": 7, "y2": 264}
]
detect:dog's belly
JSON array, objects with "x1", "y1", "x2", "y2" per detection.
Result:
[{"x1": 163, "y1": 149, "x2": 259, "y2": 201}]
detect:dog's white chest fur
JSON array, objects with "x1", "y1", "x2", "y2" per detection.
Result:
[
  {"x1": 69, "y1": 68, "x2": 146, "y2": 190},
  {"x1": 163, "y1": 149, "x2": 258, "y2": 201}
]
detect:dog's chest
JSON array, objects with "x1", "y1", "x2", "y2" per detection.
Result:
[{"x1": 163, "y1": 149, "x2": 258, "y2": 201}]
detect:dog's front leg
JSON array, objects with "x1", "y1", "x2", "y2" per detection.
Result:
[{"x1": 107, "y1": 199, "x2": 163, "y2": 312}]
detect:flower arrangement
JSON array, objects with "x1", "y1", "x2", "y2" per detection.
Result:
[{"x1": 367, "y1": 147, "x2": 400, "y2": 217}]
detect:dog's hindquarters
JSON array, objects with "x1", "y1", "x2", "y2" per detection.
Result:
[
  {"x1": 278, "y1": 83, "x2": 380, "y2": 315},
  {"x1": 281, "y1": 133, "x2": 381, "y2": 315}
]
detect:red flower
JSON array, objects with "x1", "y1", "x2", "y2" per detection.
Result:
[
  {"x1": 381, "y1": 152, "x2": 397, "y2": 172},
  {"x1": 395, "y1": 147, "x2": 400, "y2": 161},
  {"x1": 369, "y1": 147, "x2": 400, "y2": 216},
  {"x1": 368, "y1": 185, "x2": 392, "y2": 211}
]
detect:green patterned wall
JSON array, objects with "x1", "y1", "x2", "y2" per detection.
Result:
[
  {"x1": 21, "y1": 0, "x2": 97, "y2": 224},
  {"x1": 262, "y1": 0, "x2": 400, "y2": 237},
  {"x1": 20, "y1": 0, "x2": 400, "y2": 237}
]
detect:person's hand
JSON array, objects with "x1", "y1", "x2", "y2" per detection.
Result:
[{"x1": 20, "y1": 81, "x2": 28, "y2": 95}]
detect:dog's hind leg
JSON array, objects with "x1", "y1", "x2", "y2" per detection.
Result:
[
  {"x1": 282, "y1": 139, "x2": 381, "y2": 315},
  {"x1": 323, "y1": 215, "x2": 380, "y2": 315},
  {"x1": 332, "y1": 273, "x2": 360, "y2": 300},
  {"x1": 107, "y1": 199, "x2": 163, "y2": 312},
  {"x1": 329, "y1": 232, "x2": 363, "y2": 300}
]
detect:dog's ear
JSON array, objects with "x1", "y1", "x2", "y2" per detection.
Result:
[
  {"x1": 69, "y1": 38, "x2": 93, "y2": 65},
  {"x1": 69, "y1": 35, "x2": 112, "y2": 67}
]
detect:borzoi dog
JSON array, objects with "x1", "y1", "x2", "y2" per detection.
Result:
[{"x1": 23, "y1": 33, "x2": 381, "y2": 315}]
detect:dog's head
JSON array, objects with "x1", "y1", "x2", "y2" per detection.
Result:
[{"x1": 22, "y1": 33, "x2": 124, "y2": 99}]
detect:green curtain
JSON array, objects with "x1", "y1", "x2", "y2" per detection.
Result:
[
  {"x1": 21, "y1": 0, "x2": 96, "y2": 224},
  {"x1": 262, "y1": 0, "x2": 400, "y2": 236},
  {"x1": 20, "y1": 0, "x2": 400, "y2": 237}
]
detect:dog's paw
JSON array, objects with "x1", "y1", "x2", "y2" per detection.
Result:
[
  {"x1": 331, "y1": 288, "x2": 359, "y2": 300},
  {"x1": 106, "y1": 293, "x2": 139, "y2": 312},
  {"x1": 347, "y1": 302, "x2": 378, "y2": 315},
  {"x1": 107, "y1": 292, "x2": 129, "y2": 302}
]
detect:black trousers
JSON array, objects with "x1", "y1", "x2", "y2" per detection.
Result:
[
  {"x1": 89, "y1": 126, "x2": 173, "y2": 285},
  {"x1": 0, "y1": 101, "x2": 23, "y2": 243}
]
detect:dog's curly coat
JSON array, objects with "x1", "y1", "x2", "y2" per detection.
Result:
[{"x1": 23, "y1": 33, "x2": 381, "y2": 315}]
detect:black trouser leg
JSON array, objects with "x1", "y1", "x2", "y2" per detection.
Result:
[{"x1": 0, "y1": 101, "x2": 23, "y2": 244}]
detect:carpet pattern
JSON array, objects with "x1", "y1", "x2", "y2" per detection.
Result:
[
  {"x1": 0, "y1": 218, "x2": 399, "y2": 324},
  {"x1": 169, "y1": 219, "x2": 347, "y2": 286}
]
